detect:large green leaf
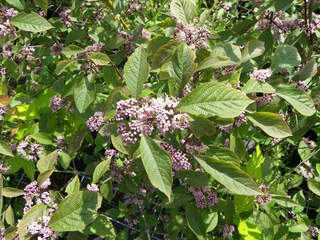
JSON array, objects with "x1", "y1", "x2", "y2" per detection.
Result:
[
  {"x1": 247, "y1": 112, "x2": 292, "y2": 138},
  {"x1": 186, "y1": 205, "x2": 206, "y2": 239},
  {"x1": 36, "y1": 150, "x2": 58, "y2": 173},
  {"x1": 74, "y1": 78, "x2": 95, "y2": 113},
  {"x1": 86, "y1": 215, "x2": 116, "y2": 238},
  {"x1": 276, "y1": 85, "x2": 316, "y2": 116},
  {"x1": 18, "y1": 204, "x2": 47, "y2": 239},
  {"x1": 62, "y1": 45, "x2": 84, "y2": 58},
  {"x1": 168, "y1": 43, "x2": 196, "y2": 96},
  {"x1": 50, "y1": 191, "x2": 102, "y2": 232},
  {"x1": 242, "y1": 79, "x2": 275, "y2": 94},
  {"x1": 0, "y1": 141, "x2": 13, "y2": 157},
  {"x1": 124, "y1": 46, "x2": 149, "y2": 98},
  {"x1": 92, "y1": 159, "x2": 111, "y2": 184},
  {"x1": 271, "y1": 45, "x2": 301, "y2": 71},
  {"x1": 10, "y1": 12, "x2": 54, "y2": 33},
  {"x1": 197, "y1": 44, "x2": 241, "y2": 71},
  {"x1": 195, "y1": 157, "x2": 260, "y2": 196},
  {"x1": 241, "y1": 39, "x2": 265, "y2": 63},
  {"x1": 170, "y1": 0, "x2": 196, "y2": 24},
  {"x1": 139, "y1": 135, "x2": 172, "y2": 201},
  {"x1": 3, "y1": 187, "x2": 24, "y2": 198},
  {"x1": 177, "y1": 81, "x2": 254, "y2": 118},
  {"x1": 89, "y1": 52, "x2": 110, "y2": 66}
]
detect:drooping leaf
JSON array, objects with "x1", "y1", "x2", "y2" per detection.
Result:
[
  {"x1": 152, "y1": 40, "x2": 179, "y2": 69},
  {"x1": 271, "y1": 45, "x2": 301, "y2": 71},
  {"x1": 65, "y1": 175, "x2": 80, "y2": 195},
  {"x1": 139, "y1": 135, "x2": 172, "y2": 201},
  {"x1": 74, "y1": 78, "x2": 95, "y2": 113},
  {"x1": 2, "y1": 187, "x2": 24, "y2": 198},
  {"x1": 170, "y1": 0, "x2": 196, "y2": 24},
  {"x1": 124, "y1": 46, "x2": 149, "y2": 98},
  {"x1": 293, "y1": 58, "x2": 317, "y2": 81},
  {"x1": 185, "y1": 205, "x2": 206, "y2": 239},
  {"x1": 62, "y1": 45, "x2": 84, "y2": 58},
  {"x1": 36, "y1": 150, "x2": 59, "y2": 173},
  {"x1": 92, "y1": 159, "x2": 111, "y2": 184},
  {"x1": 276, "y1": 84, "x2": 316, "y2": 116},
  {"x1": 37, "y1": 169, "x2": 54, "y2": 186},
  {"x1": 195, "y1": 157, "x2": 260, "y2": 196},
  {"x1": 10, "y1": 12, "x2": 54, "y2": 33},
  {"x1": 31, "y1": 132, "x2": 54, "y2": 145},
  {"x1": 178, "y1": 81, "x2": 254, "y2": 118},
  {"x1": 168, "y1": 43, "x2": 196, "y2": 96},
  {"x1": 50, "y1": 191, "x2": 102, "y2": 232},
  {"x1": 246, "y1": 145, "x2": 264, "y2": 179},
  {"x1": 55, "y1": 60, "x2": 76, "y2": 75},
  {"x1": 247, "y1": 112, "x2": 292, "y2": 139}
]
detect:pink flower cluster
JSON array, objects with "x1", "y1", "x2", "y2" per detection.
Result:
[
  {"x1": 93, "y1": 8, "x2": 105, "y2": 21},
  {"x1": 27, "y1": 214, "x2": 58, "y2": 240},
  {"x1": 86, "y1": 112, "x2": 105, "y2": 132},
  {"x1": 115, "y1": 96, "x2": 189, "y2": 144},
  {"x1": 299, "y1": 160, "x2": 313, "y2": 179},
  {"x1": 50, "y1": 95, "x2": 64, "y2": 112},
  {"x1": 296, "y1": 81, "x2": 309, "y2": 92},
  {"x1": 87, "y1": 183, "x2": 99, "y2": 192},
  {"x1": 2, "y1": 44, "x2": 12, "y2": 57},
  {"x1": 252, "y1": 93, "x2": 277, "y2": 106},
  {"x1": 0, "y1": 7, "x2": 17, "y2": 37},
  {"x1": 173, "y1": 23, "x2": 211, "y2": 50},
  {"x1": 0, "y1": 160, "x2": 10, "y2": 174},
  {"x1": 223, "y1": 224, "x2": 235, "y2": 239},
  {"x1": 234, "y1": 112, "x2": 248, "y2": 127},
  {"x1": 255, "y1": 184, "x2": 272, "y2": 206},
  {"x1": 161, "y1": 142, "x2": 192, "y2": 171},
  {"x1": 105, "y1": 149, "x2": 119, "y2": 159},
  {"x1": 17, "y1": 136, "x2": 44, "y2": 161},
  {"x1": 60, "y1": 8, "x2": 72, "y2": 28},
  {"x1": 249, "y1": 68, "x2": 273, "y2": 82},
  {"x1": 189, "y1": 187, "x2": 218, "y2": 209},
  {"x1": 128, "y1": 0, "x2": 141, "y2": 13},
  {"x1": 119, "y1": 31, "x2": 135, "y2": 54},
  {"x1": 50, "y1": 43, "x2": 64, "y2": 56},
  {"x1": 0, "y1": 105, "x2": 8, "y2": 120},
  {"x1": 214, "y1": 65, "x2": 236, "y2": 79},
  {"x1": 23, "y1": 179, "x2": 53, "y2": 213},
  {"x1": 17, "y1": 46, "x2": 35, "y2": 61}
]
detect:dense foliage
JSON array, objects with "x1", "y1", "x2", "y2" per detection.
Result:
[{"x1": 1, "y1": 0, "x2": 320, "y2": 239}]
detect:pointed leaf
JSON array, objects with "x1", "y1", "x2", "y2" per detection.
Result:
[
  {"x1": 3, "y1": 187, "x2": 24, "y2": 198},
  {"x1": 178, "y1": 81, "x2": 254, "y2": 118},
  {"x1": 124, "y1": 46, "x2": 149, "y2": 98},
  {"x1": 139, "y1": 135, "x2": 172, "y2": 201},
  {"x1": 92, "y1": 159, "x2": 111, "y2": 184},
  {"x1": 65, "y1": 175, "x2": 80, "y2": 195},
  {"x1": 36, "y1": 150, "x2": 59, "y2": 173},
  {"x1": 242, "y1": 79, "x2": 275, "y2": 94},
  {"x1": 5, "y1": 205, "x2": 15, "y2": 226},
  {"x1": 0, "y1": 141, "x2": 13, "y2": 157},
  {"x1": 170, "y1": 0, "x2": 196, "y2": 24},
  {"x1": 74, "y1": 78, "x2": 95, "y2": 113},
  {"x1": 89, "y1": 52, "x2": 110, "y2": 66},
  {"x1": 152, "y1": 40, "x2": 179, "y2": 69},
  {"x1": 195, "y1": 157, "x2": 260, "y2": 196},
  {"x1": 10, "y1": 12, "x2": 54, "y2": 33},
  {"x1": 248, "y1": 112, "x2": 292, "y2": 138}
]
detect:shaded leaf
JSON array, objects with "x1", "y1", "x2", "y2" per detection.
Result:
[{"x1": 271, "y1": 45, "x2": 301, "y2": 71}]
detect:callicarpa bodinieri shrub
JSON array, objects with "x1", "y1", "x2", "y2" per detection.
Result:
[{"x1": 1, "y1": 0, "x2": 320, "y2": 239}]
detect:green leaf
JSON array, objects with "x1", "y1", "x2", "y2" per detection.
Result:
[
  {"x1": 0, "y1": 141, "x2": 13, "y2": 157},
  {"x1": 55, "y1": 60, "x2": 76, "y2": 75},
  {"x1": 74, "y1": 78, "x2": 95, "y2": 113},
  {"x1": 242, "y1": 79, "x2": 275, "y2": 94},
  {"x1": 37, "y1": 169, "x2": 54, "y2": 186},
  {"x1": 10, "y1": 12, "x2": 54, "y2": 33},
  {"x1": 175, "y1": 170, "x2": 209, "y2": 188},
  {"x1": 89, "y1": 52, "x2": 111, "y2": 66},
  {"x1": 241, "y1": 39, "x2": 265, "y2": 63},
  {"x1": 152, "y1": 40, "x2": 179, "y2": 69},
  {"x1": 92, "y1": 159, "x2": 111, "y2": 184},
  {"x1": 178, "y1": 81, "x2": 254, "y2": 118},
  {"x1": 31, "y1": 132, "x2": 54, "y2": 145},
  {"x1": 5, "y1": 0, "x2": 25, "y2": 10},
  {"x1": 168, "y1": 43, "x2": 196, "y2": 96},
  {"x1": 62, "y1": 45, "x2": 84, "y2": 58},
  {"x1": 36, "y1": 150, "x2": 59, "y2": 173},
  {"x1": 271, "y1": 45, "x2": 301, "y2": 71},
  {"x1": 195, "y1": 157, "x2": 260, "y2": 196},
  {"x1": 247, "y1": 112, "x2": 292, "y2": 138},
  {"x1": 272, "y1": 195, "x2": 300, "y2": 208},
  {"x1": 204, "y1": 212, "x2": 218, "y2": 233},
  {"x1": 65, "y1": 175, "x2": 80, "y2": 195},
  {"x1": 58, "y1": 151, "x2": 73, "y2": 170},
  {"x1": 87, "y1": 215, "x2": 116, "y2": 238},
  {"x1": 170, "y1": 0, "x2": 196, "y2": 24},
  {"x1": 276, "y1": 85, "x2": 316, "y2": 116},
  {"x1": 139, "y1": 135, "x2": 172, "y2": 201},
  {"x1": 18, "y1": 204, "x2": 47, "y2": 239},
  {"x1": 185, "y1": 205, "x2": 206, "y2": 239},
  {"x1": 124, "y1": 46, "x2": 149, "y2": 98},
  {"x1": 190, "y1": 117, "x2": 216, "y2": 138},
  {"x1": 33, "y1": 0, "x2": 48, "y2": 13},
  {"x1": 307, "y1": 180, "x2": 320, "y2": 196},
  {"x1": 197, "y1": 44, "x2": 241, "y2": 71},
  {"x1": 50, "y1": 191, "x2": 102, "y2": 232},
  {"x1": 246, "y1": 145, "x2": 264, "y2": 179},
  {"x1": 3, "y1": 187, "x2": 24, "y2": 198},
  {"x1": 5, "y1": 205, "x2": 15, "y2": 226},
  {"x1": 293, "y1": 58, "x2": 317, "y2": 81},
  {"x1": 288, "y1": 224, "x2": 308, "y2": 233}
]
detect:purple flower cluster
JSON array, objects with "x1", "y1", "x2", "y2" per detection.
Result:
[
  {"x1": 115, "y1": 96, "x2": 189, "y2": 144},
  {"x1": 304, "y1": 138, "x2": 316, "y2": 150},
  {"x1": 87, "y1": 183, "x2": 99, "y2": 192},
  {"x1": 50, "y1": 95, "x2": 64, "y2": 112},
  {"x1": 85, "y1": 43, "x2": 104, "y2": 57},
  {"x1": 0, "y1": 160, "x2": 10, "y2": 174},
  {"x1": 60, "y1": 8, "x2": 72, "y2": 28},
  {"x1": 252, "y1": 93, "x2": 277, "y2": 106},
  {"x1": 128, "y1": 0, "x2": 141, "y2": 13},
  {"x1": 217, "y1": 124, "x2": 233, "y2": 133},
  {"x1": 0, "y1": 7, "x2": 17, "y2": 37},
  {"x1": 50, "y1": 43, "x2": 64, "y2": 56},
  {"x1": 299, "y1": 160, "x2": 313, "y2": 179},
  {"x1": 17, "y1": 46, "x2": 35, "y2": 61},
  {"x1": 234, "y1": 112, "x2": 248, "y2": 127},
  {"x1": 27, "y1": 215, "x2": 58, "y2": 240},
  {"x1": 2, "y1": 44, "x2": 12, "y2": 57},
  {"x1": 0, "y1": 105, "x2": 8, "y2": 120},
  {"x1": 86, "y1": 112, "x2": 105, "y2": 132},
  {"x1": 249, "y1": 68, "x2": 273, "y2": 82},
  {"x1": 105, "y1": 149, "x2": 119, "y2": 159},
  {"x1": 93, "y1": 8, "x2": 105, "y2": 21},
  {"x1": 119, "y1": 31, "x2": 135, "y2": 54},
  {"x1": 56, "y1": 136, "x2": 64, "y2": 147},
  {"x1": 223, "y1": 2, "x2": 232, "y2": 11},
  {"x1": 223, "y1": 224, "x2": 235, "y2": 239},
  {"x1": 255, "y1": 184, "x2": 272, "y2": 206},
  {"x1": 173, "y1": 23, "x2": 211, "y2": 50},
  {"x1": 23, "y1": 179, "x2": 53, "y2": 213},
  {"x1": 161, "y1": 142, "x2": 192, "y2": 171},
  {"x1": 309, "y1": 226, "x2": 319, "y2": 239},
  {"x1": 110, "y1": 158, "x2": 136, "y2": 183},
  {"x1": 214, "y1": 65, "x2": 236, "y2": 79},
  {"x1": 296, "y1": 81, "x2": 309, "y2": 92},
  {"x1": 189, "y1": 187, "x2": 218, "y2": 209},
  {"x1": 17, "y1": 136, "x2": 44, "y2": 161}
]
